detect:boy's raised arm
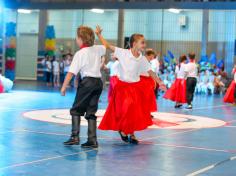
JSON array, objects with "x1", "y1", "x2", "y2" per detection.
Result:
[{"x1": 95, "y1": 25, "x2": 115, "y2": 52}]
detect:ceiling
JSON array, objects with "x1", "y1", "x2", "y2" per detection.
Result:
[{"x1": 3, "y1": 0, "x2": 236, "y2": 9}]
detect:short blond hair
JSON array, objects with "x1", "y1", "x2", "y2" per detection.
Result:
[{"x1": 77, "y1": 26, "x2": 95, "y2": 47}]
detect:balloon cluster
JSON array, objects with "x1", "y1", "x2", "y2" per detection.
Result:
[
  {"x1": 45, "y1": 25, "x2": 56, "y2": 56},
  {"x1": 5, "y1": 22, "x2": 16, "y2": 79},
  {"x1": 199, "y1": 53, "x2": 224, "y2": 72},
  {"x1": 163, "y1": 50, "x2": 177, "y2": 68}
]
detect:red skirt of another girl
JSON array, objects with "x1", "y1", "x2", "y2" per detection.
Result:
[
  {"x1": 0, "y1": 81, "x2": 4, "y2": 93},
  {"x1": 140, "y1": 76, "x2": 157, "y2": 112},
  {"x1": 108, "y1": 76, "x2": 119, "y2": 102},
  {"x1": 99, "y1": 79, "x2": 153, "y2": 135},
  {"x1": 223, "y1": 81, "x2": 235, "y2": 103},
  {"x1": 163, "y1": 78, "x2": 187, "y2": 103}
]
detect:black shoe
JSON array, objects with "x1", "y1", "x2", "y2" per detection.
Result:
[
  {"x1": 81, "y1": 141, "x2": 98, "y2": 148},
  {"x1": 118, "y1": 131, "x2": 129, "y2": 143},
  {"x1": 175, "y1": 104, "x2": 182, "y2": 108},
  {"x1": 129, "y1": 135, "x2": 139, "y2": 145},
  {"x1": 64, "y1": 136, "x2": 80, "y2": 145}
]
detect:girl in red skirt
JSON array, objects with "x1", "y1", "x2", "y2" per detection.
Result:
[
  {"x1": 140, "y1": 49, "x2": 158, "y2": 113},
  {"x1": 164, "y1": 55, "x2": 187, "y2": 108},
  {"x1": 224, "y1": 65, "x2": 236, "y2": 104},
  {"x1": 104, "y1": 53, "x2": 120, "y2": 102},
  {"x1": 95, "y1": 26, "x2": 165, "y2": 144}
]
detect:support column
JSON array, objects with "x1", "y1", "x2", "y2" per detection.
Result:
[
  {"x1": 38, "y1": 10, "x2": 48, "y2": 53},
  {"x1": 201, "y1": 10, "x2": 209, "y2": 57},
  {"x1": 117, "y1": 9, "x2": 124, "y2": 48},
  {"x1": 224, "y1": 11, "x2": 236, "y2": 74},
  {"x1": 37, "y1": 10, "x2": 48, "y2": 81}
]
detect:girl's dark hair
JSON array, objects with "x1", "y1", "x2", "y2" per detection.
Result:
[
  {"x1": 179, "y1": 55, "x2": 187, "y2": 69},
  {"x1": 145, "y1": 49, "x2": 156, "y2": 57},
  {"x1": 129, "y1": 33, "x2": 144, "y2": 48}
]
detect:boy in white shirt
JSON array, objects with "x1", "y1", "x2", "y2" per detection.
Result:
[
  {"x1": 61, "y1": 26, "x2": 106, "y2": 148},
  {"x1": 45, "y1": 57, "x2": 52, "y2": 87},
  {"x1": 184, "y1": 53, "x2": 198, "y2": 109}
]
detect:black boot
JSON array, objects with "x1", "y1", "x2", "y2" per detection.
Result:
[
  {"x1": 81, "y1": 119, "x2": 98, "y2": 148},
  {"x1": 64, "y1": 115, "x2": 80, "y2": 145},
  {"x1": 129, "y1": 134, "x2": 139, "y2": 145}
]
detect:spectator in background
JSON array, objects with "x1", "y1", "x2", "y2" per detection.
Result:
[
  {"x1": 53, "y1": 57, "x2": 60, "y2": 87},
  {"x1": 41, "y1": 54, "x2": 48, "y2": 83},
  {"x1": 45, "y1": 56, "x2": 53, "y2": 87},
  {"x1": 59, "y1": 55, "x2": 65, "y2": 85},
  {"x1": 214, "y1": 72, "x2": 225, "y2": 94},
  {"x1": 207, "y1": 70, "x2": 215, "y2": 94},
  {"x1": 64, "y1": 53, "x2": 72, "y2": 87}
]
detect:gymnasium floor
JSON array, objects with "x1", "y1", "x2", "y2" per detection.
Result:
[{"x1": 0, "y1": 81, "x2": 236, "y2": 176}]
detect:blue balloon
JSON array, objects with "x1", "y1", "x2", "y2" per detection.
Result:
[
  {"x1": 217, "y1": 59, "x2": 224, "y2": 68},
  {"x1": 164, "y1": 55, "x2": 170, "y2": 63},
  {"x1": 167, "y1": 50, "x2": 174, "y2": 59},
  {"x1": 209, "y1": 53, "x2": 217, "y2": 65},
  {"x1": 199, "y1": 55, "x2": 208, "y2": 64},
  {"x1": 5, "y1": 22, "x2": 16, "y2": 37},
  {"x1": 45, "y1": 25, "x2": 55, "y2": 39}
]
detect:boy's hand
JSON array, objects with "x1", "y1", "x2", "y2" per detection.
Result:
[
  {"x1": 95, "y1": 25, "x2": 103, "y2": 35},
  {"x1": 61, "y1": 86, "x2": 66, "y2": 96}
]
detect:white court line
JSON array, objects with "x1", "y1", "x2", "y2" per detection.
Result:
[
  {"x1": 224, "y1": 126, "x2": 236, "y2": 128},
  {"x1": 142, "y1": 129, "x2": 200, "y2": 141},
  {"x1": 0, "y1": 130, "x2": 25, "y2": 134},
  {"x1": 21, "y1": 128, "x2": 200, "y2": 142},
  {"x1": 0, "y1": 149, "x2": 96, "y2": 170},
  {"x1": 186, "y1": 155, "x2": 236, "y2": 176},
  {"x1": 146, "y1": 143, "x2": 231, "y2": 153},
  {"x1": 181, "y1": 104, "x2": 230, "y2": 111},
  {"x1": 21, "y1": 129, "x2": 117, "y2": 140},
  {"x1": 22, "y1": 129, "x2": 70, "y2": 136},
  {"x1": 23, "y1": 129, "x2": 229, "y2": 154}
]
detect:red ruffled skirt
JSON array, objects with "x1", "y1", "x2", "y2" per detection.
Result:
[
  {"x1": 108, "y1": 76, "x2": 119, "y2": 102},
  {"x1": 163, "y1": 78, "x2": 187, "y2": 103},
  {"x1": 140, "y1": 76, "x2": 157, "y2": 112},
  {"x1": 223, "y1": 81, "x2": 236, "y2": 103},
  {"x1": 99, "y1": 79, "x2": 153, "y2": 135},
  {"x1": 0, "y1": 81, "x2": 4, "y2": 93}
]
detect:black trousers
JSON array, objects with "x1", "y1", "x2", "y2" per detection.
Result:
[
  {"x1": 186, "y1": 77, "x2": 197, "y2": 105},
  {"x1": 70, "y1": 77, "x2": 103, "y2": 120}
]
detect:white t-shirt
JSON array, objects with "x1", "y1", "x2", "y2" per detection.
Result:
[
  {"x1": 114, "y1": 47, "x2": 151, "y2": 82},
  {"x1": 53, "y1": 60, "x2": 60, "y2": 73},
  {"x1": 69, "y1": 45, "x2": 106, "y2": 78},
  {"x1": 184, "y1": 62, "x2": 198, "y2": 78},
  {"x1": 45, "y1": 61, "x2": 52, "y2": 72},
  {"x1": 106, "y1": 60, "x2": 120, "y2": 76},
  {"x1": 150, "y1": 58, "x2": 160, "y2": 75},
  {"x1": 64, "y1": 59, "x2": 70, "y2": 73},
  {"x1": 141, "y1": 58, "x2": 151, "y2": 77},
  {"x1": 175, "y1": 63, "x2": 186, "y2": 79}
]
